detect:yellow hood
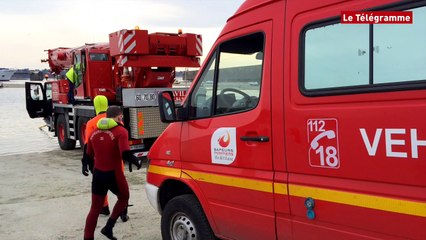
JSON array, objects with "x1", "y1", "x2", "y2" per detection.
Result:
[{"x1": 94, "y1": 95, "x2": 108, "y2": 115}]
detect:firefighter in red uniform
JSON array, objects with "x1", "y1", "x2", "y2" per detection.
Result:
[
  {"x1": 82, "y1": 106, "x2": 141, "y2": 240},
  {"x1": 82, "y1": 95, "x2": 129, "y2": 221},
  {"x1": 82, "y1": 95, "x2": 110, "y2": 215}
]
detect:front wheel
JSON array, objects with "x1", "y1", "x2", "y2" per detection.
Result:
[
  {"x1": 161, "y1": 194, "x2": 215, "y2": 240},
  {"x1": 56, "y1": 114, "x2": 76, "y2": 150}
]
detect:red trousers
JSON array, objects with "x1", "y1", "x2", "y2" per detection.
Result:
[{"x1": 84, "y1": 169, "x2": 129, "y2": 238}]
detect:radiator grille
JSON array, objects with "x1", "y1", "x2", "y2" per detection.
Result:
[{"x1": 129, "y1": 107, "x2": 168, "y2": 139}]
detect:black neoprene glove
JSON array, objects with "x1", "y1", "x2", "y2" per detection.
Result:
[
  {"x1": 81, "y1": 158, "x2": 89, "y2": 176},
  {"x1": 122, "y1": 150, "x2": 142, "y2": 172},
  {"x1": 81, "y1": 144, "x2": 94, "y2": 176}
]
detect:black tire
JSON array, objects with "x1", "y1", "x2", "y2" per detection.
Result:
[
  {"x1": 56, "y1": 114, "x2": 76, "y2": 150},
  {"x1": 161, "y1": 194, "x2": 215, "y2": 240},
  {"x1": 77, "y1": 117, "x2": 89, "y2": 149}
]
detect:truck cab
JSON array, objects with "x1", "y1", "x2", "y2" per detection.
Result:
[
  {"x1": 25, "y1": 44, "x2": 114, "y2": 150},
  {"x1": 146, "y1": 0, "x2": 426, "y2": 239}
]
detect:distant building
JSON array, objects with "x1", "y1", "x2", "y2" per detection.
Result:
[
  {"x1": 11, "y1": 69, "x2": 31, "y2": 80},
  {"x1": 30, "y1": 70, "x2": 51, "y2": 81}
]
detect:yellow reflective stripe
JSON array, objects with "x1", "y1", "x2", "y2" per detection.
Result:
[
  {"x1": 289, "y1": 184, "x2": 426, "y2": 217},
  {"x1": 274, "y1": 183, "x2": 288, "y2": 195},
  {"x1": 149, "y1": 166, "x2": 426, "y2": 217},
  {"x1": 184, "y1": 170, "x2": 273, "y2": 193},
  {"x1": 148, "y1": 165, "x2": 181, "y2": 178}
]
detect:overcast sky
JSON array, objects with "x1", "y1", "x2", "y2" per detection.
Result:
[{"x1": 0, "y1": 0, "x2": 245, "y2": 70}]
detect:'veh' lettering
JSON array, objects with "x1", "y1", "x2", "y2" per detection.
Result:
[
  {"x1": 360, "y1": 128, "x2": 426, "y2": 159},
  {"x1": 360, "y1": 128, "x2": 382, "y2": 156},
  {"x1": 411, "y1": 129, "x2": 426, "y2": 159}
]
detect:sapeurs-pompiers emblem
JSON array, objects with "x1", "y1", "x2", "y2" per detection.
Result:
[{"x1": 211, "y1": 128, "x2": 237, "y2": 165}]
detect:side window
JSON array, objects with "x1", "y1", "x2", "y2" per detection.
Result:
[
  {"x1": 74, "y1": 53, "x2": 83, "y2": 87},
  {"x1": 305, "y1": 24, "x2": 369, "y2": 89},
  {"x1": 302, "y1": 5, "x2": 426, "y2": 95},
  {"x1": 45, "y1": 83, "x2": 52, "y2": 100},
  {"x1": 190, "y1": 54, "x2": 216, "y2": 118},
  {"x1": 89, "y1": 53, "x2": 109, "y2": 61},
  {"x1": 216, "y1": 33, "x2": 263, "y2": 115},
  {"x1": 189, "y1": 32, "x2": 264, "y2": 119},
  {"x1": 30, "y1": 85, "x2": 43, "y2": 101},
  {"x1": 374, "y1": 7, "x2": 426, "y2": 83}
]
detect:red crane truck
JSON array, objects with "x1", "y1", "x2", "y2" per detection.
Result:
[
  {"x1": 146, "y1": 0, "x2": 426, "y2": 239},
  {"x1": 25, "y1": 28, "x2": 201, "y2": 156}
]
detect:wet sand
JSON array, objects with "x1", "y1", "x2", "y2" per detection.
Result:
[{"x1": 0, "y1": 149, "x2": 161, "y2": 240}]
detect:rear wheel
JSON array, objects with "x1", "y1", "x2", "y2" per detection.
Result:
[
  {"x1": 77, "y1": 117, "x2": 89, "y2": 149},
  {"x1": 161, "y1": 194, "x2": 215, "y2": 240},
  {"x1": 56, "y1": 114, "x2": 76, "y2": 150}
]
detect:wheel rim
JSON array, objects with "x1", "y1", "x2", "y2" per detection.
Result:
[
  {"x1": 58, "y1": 123, "x2": 65, "y2": 142},
  {"x1": 170, "y1": 212, "x2": 197, "y2": 240}
]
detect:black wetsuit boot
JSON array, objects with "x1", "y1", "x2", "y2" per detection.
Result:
[
  {"x1": 100, "y1": 206, "x2": 110, "y2": 216},
  {"x1": 120, "y1": 207, "x2": 129, "y2": 222},
  {"x1": 101, "y1": 218, "x2": 117, "y2": 240}
]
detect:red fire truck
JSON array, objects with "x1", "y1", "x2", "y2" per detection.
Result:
[
  {"x1": 146, "y1": 0, "x2": 426, "y2": 239},
  {"x1": 25, "y1": 28, "x2": 201, "y2": 156}
]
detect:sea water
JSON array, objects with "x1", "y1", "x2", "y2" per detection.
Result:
[{"x1": 0, "y1": 86, "x2": 58, "y2": 156}]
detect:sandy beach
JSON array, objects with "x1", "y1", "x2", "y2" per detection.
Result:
[{"x1": 0, "y1": 149, "x2": 161, "y2": 240}]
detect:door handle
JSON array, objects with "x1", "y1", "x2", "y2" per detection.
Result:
[{"x1": 240, "y1": 136, "x2": 269, "y2": 142}]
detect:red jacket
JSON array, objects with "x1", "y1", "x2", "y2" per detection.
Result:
[
  {"x1": 87, "y1": 121, "x2": 130, "y2": 172},
  {"x1": 84, "y1": 113, "x2": 106, "y2": 144}
]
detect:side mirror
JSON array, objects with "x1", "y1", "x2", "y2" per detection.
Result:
[
  {"x1": 158, "y1": 91, "x2": 177, "y2": 122},
  {"x1": 255, "y1": 51, "x2": 263, "y2": 60}
]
